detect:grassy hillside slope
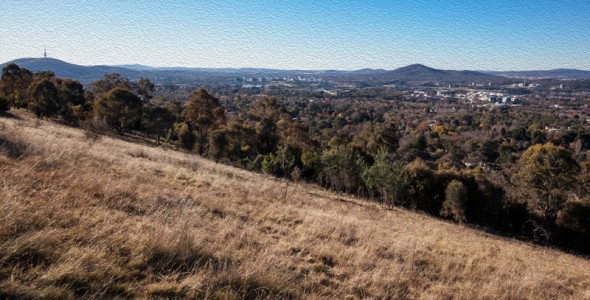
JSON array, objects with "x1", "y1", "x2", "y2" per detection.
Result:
[{"x1": 1, "y1": 110, "x2": 590, "y2": 299}]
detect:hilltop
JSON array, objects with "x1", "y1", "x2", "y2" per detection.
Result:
[
  {"x1": 371, "y1": 64, "x2": 504, "y2": 83},
  {"x1": 2, "y1": 58, "x2": 142, "y2": 83},
  {"x1": 1, "y1": 110, "x2": 589, "y2": 299}
]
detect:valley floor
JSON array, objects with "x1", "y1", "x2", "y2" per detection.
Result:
[{"x1": 1, "y1": 110, "x2": 590, "y2": 299}]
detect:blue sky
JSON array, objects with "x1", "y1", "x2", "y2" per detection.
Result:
[{"x1": 1, "y1": 1, "x2": 589, "y2": 70}]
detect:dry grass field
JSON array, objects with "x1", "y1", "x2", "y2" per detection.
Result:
[{"x1": 1, "y1": 110, "x2": 590, "y2": 299}]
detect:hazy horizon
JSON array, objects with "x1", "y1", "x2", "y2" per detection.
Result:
[
  {"x1": 6, "y1": 56, "x2": 590, "y2": 73},
  {"x1": 2, "y1": 1, "x2": 590, "y2": 71}
]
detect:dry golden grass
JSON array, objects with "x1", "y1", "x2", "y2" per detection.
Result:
[{"x1": 1, "y1": 110, "x2": 590, "y2": 299}]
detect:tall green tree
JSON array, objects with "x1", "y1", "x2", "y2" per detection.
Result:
[
  {"x1": 1, "y1": 63, "x2": 33, "y2": 108},
  {"x1": 361, "y1": 149, "x2": 406, "y2": 208},
  {"x1": 54, "y1": 78, "x2": 86, "y2": 121},
  {"x1": 181, "y1": 88, "x2": 225, "y2": 155},
  {"x1": 515, "y1": 143, "x2": 580, "y2": 224},
  {"x1": 55, "y1": 78, "x2": 85, "y2": 107},
  {"x1": 249, "y1": 97, "x2": 285, "y2": 154},
  {"x1": 94, "y1": 87, "x2": 143, "y2": 135},
  {"x1": 143, "y1": 103, "x2": 175, "y2": 144},
  {"x1": 320, "y1": 145, "x2": 365, "y2": 194},
  {"x1": 27, "y1": 79, "x2": 59, "y2": 118}
]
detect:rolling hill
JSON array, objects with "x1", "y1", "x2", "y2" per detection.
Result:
[
  {"x1": 1, "y1": 57, "x2": 142, "y2": 83},
  {"x1": 376, "y1": 64, "x2": 505, "y2": 83},
  {"x1": 1, "y1": 109, "x2": 589, "y2": 298}
]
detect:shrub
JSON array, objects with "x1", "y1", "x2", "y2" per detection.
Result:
[
  {"x1": 208, "y1": 129, "x2": 228, "y2": 162},
  {"x1": 556, "y1": 200, "x2": 590, "y2": 234},
  {"x1": 320, "y1": 145, "x2": 365, "y2": 194},
  {"x1": 403, "y1": 159, "x2": 438, "y2": 211},
  {"x1": 81, "y1": 117, "x2": 108, "y2": 141},
  {"x1": 555, "y1": 200, "x2": 590, "y2": 253},
  {"x1": 0, "y1": 96, "x2": 9, "y2": 112},
  {"x1": 177, "y1": 123, "x2": 196, "y2": 152},
  {"x1": 464, "y1": 175, "x2": 506, "y2": 227},
  {"x1": 0, "y1": 134, "x2": 31, "y2": 159},
  {"x1": 440, "y1": 180, "x2": 467, "y2": 223}
]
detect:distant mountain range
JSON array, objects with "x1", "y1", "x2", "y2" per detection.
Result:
[
  {"x1": 2, "y1": 57, "x2": 589, "y2": 85},
  {"x1": 483, "y1": 69, "x2": 590, "y2": 80}
]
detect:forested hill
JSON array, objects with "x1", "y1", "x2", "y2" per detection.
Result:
[
  {"x1": 375, "y1": 64, "x2": 504, "y2": 83},
  {"x1": 2, "y1": 58, "x2": 142, "y2": 83}
]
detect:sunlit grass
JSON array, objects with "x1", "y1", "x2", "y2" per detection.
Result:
[{"x1": 1, "y1": 109, "x2": 589, "y2": 299}]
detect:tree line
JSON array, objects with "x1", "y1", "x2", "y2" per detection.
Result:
[{"x1": 1, "y1": 64, "x2": 589, "y2": 254}]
